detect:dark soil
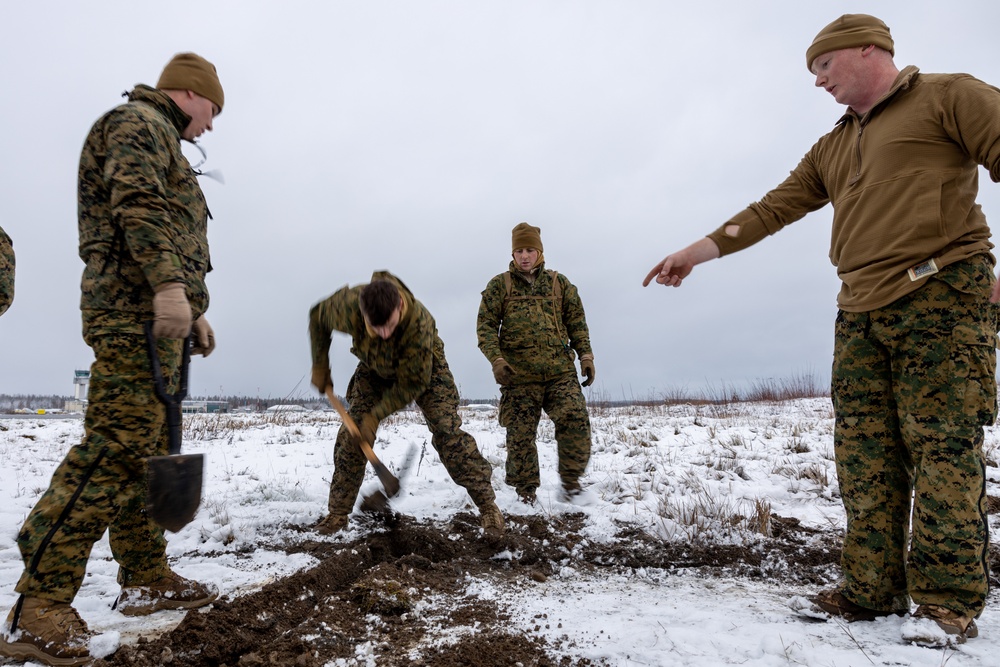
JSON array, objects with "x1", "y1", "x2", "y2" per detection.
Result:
[{"x1": 93, "y1": 510, "x2": 843, "y2": 667}]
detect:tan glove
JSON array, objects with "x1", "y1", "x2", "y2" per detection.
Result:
[
  {"x1": 311, "y1": 366, "x2": 332, "y2": 395},
  {"x1": 358, "y1": 413, "x2": 378, "y2": 446},
  {"x1": 580, "y1": 355, "x2": 595, "y2": 387},
  {"x1": 191, "y1": 316, "x2": 216, "y2": 357},
  {"x1": 152, "y1": 283, "x2": 191, "y2": 339},
  {"x1": 492, "y1": 358, "x2": 516, "y2": 385}
]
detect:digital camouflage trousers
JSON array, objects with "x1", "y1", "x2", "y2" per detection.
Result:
[
  {"x1": 327, "y1": 361, "x2": 496, "y2": 516},
  {"x1": 832, "y1": 256, "x2": 996, "y2": 618},
  {"x1": 498, "y1": 372, "x2": 591, "y2": 493},
  {"x1": 16, "y1": 333, "x2": 182, "y2": 603}
]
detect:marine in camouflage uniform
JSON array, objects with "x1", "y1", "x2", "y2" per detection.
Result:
[
  {"x1": 477, "y1": 223, "x2": 594, "y2": 503},
  {"x1": 1, "y1": 53, "x2": 225, "y2": 667},
  {"x1": 309, "y1": 271, "x2": 502, "y2": 532},
  {"x1": 0, "y1": 224, "x2": 13, "y2": 317},
  {"x1": 645, "y1": 14, "x2": 1000, "y2": 639}
]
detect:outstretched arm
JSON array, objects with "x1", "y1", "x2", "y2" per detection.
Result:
[{"x1": 642, "y1": 237, "x2": 721, "y2": 288}]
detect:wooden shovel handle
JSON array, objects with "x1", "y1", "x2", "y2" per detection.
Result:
[{"x1": 324, "y1": 388, "x2": 400, "y2": 496}]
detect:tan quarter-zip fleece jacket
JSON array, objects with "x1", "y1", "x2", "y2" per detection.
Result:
[{"x1": 708, "y1": 66, "x2": 1000, "y2": 311}]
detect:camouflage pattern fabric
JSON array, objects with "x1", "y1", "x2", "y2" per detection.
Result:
[
  {"x1": 832, "y1": 255, "x2": 995, "y2": 618},
  {"x1": 478, "y1": 262, "x2": 593, "y2": 493},
  {"x1": 0, "y1": 224, "x2": 13, "y2": 316},
  {"x1": 78, "y1": 84, "x2": 211, "y2": 336},
  {"x1": 14, "y1": 84, "x2": 213, "y2": 604},
  {"x1": 499, "y1": 373, "x2": 591, "y2": 493},
  {"x1": 310, "y1": 271, "x2": 496, "y2": 515},
  {"x1": 15, "y1": 334, "x2": 182, "y2": 602},
  {"x1": 311, "y1": 272, "x2": 435, "y2": 422},
  {"x1": 477, "y1": 261, "x2": 592, "y2": 384}
]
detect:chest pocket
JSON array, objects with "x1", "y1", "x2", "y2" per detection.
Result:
[{"x1": 500, "y1": 270, "x2": 566, "y2": 348}]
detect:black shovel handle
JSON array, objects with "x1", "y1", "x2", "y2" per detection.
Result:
[{"x1": 144, "y1": 321, "x2": 192, "y2": 456}]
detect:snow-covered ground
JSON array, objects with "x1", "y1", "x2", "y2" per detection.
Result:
[{"x1": 1, "y1": 398, "x2": 998, "y2": 666}]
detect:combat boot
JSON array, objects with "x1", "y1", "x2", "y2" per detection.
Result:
[
  {"x1": 560, "y1": 481, "x2": 596, "y2": 505},
  {"x1": 316, "y1": 514, "x2": 349, "y2": 535},
  {"x1": 479, "y1": 502, "x2": 505, "y2": 532},
  {"x1": 0, "y1": 597, "x2": 91, "y2": 666},
  {"x1": 912, "y1": 605, "x2": 978, "y2": 643},
  {"x1": 114, "y1": 570, "x2": 219, "y2": 616},
  {"x1": 808, "y1": 588, "x2": 903, "y2": 622}
]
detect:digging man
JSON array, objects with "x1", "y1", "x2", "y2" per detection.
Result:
[
  {"x1": 309, "y1": 271, "x2": 505, "y2": 534},
  {"x1": 1, "y1": 53, "x2": 225, "y2": 666},
  {"x1": 644, "y1": 14, "x2": 1000, "y2": 644}
]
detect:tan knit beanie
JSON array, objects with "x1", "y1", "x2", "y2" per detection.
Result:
[
  {"x1": 157, "y1": 53, "x2": 225, "y2": 112},
  {"x1": 806, "y1": 14, "x2": 894, "y2": 71},
  {"x1": 511, "y1": 222, "x2": 543, "y2": 252}
]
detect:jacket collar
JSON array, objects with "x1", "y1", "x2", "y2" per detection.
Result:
[
  {"x1": 836, "y1": 65, "x2": 920, "y2": 126},
  {"x1": 127, "y1": 84, "x2": 192, "y2": 136},
  {"x1": 508, "y1": 259, "x2": 546, "y2": 283}
]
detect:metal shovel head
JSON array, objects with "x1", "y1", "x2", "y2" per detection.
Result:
[
  {"x1": 373, "y1": 461, "x2": 400, "y2": 498},
  {"x1": 146, "y1": 453, "x2": 204, "y2": 532},
  {"x1": 360, "y1": 489, "x2": 391, "y2": 514}
]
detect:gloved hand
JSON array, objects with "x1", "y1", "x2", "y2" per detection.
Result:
[
  {"x1": 492, "y1": 358, "x2": 516, "y2": 385},
  {"x1": 358, "y1": 413, "x2": 378, "y2": 446},
  {"x1": 152, "y1": 283, "x2": 192, "y2": 339},
  {"x1": 191, "y1": 316, "x2": 216, "y2": 357},
  {"x1": 311, "y1": 366, "x2": 332, "y2": 395},
  {"x1": 580, "y1": 355, "x2": 595, "y2": 387}
]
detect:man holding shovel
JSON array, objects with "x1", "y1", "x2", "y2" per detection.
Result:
[
  {"x1": 309, "y1": 271, "x2": 505, "y2": 535},
  {"x1": 645, "y1": 15, "x2": 1000, "y2": 644},
  {"x1": 1, "y1": 53, "x2": 224, "y2": 667}
]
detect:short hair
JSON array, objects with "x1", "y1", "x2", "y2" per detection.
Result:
[{"x1": 359, "y1": 280, "x2": 399, "y2": 326}]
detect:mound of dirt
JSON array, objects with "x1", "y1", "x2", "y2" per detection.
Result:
[{"x1": 94, "y1": 511, "x2": 841, "y2": 666}]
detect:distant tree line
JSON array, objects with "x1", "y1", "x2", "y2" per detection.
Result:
[
  {"x1": 1, "y1": 379, "x2": 830, "y2": 414},
  {"x1": 0, "y1": 394, "x2": 69, "y2": 412}
]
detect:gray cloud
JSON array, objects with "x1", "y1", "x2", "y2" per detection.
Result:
[{"x1": 3, "y1": 1, "x2": 1000, "y2": 401}]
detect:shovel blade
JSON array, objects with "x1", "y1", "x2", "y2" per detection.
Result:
[
  {"x1": 360, "y1": 490, "x2": 391, "y2": 514},
  {"x1": 373, "y1": 462, "x2": 400, "y2": 498},
  {"x1": 146, "y1": 454, "x2": 204, "y2": 532}
]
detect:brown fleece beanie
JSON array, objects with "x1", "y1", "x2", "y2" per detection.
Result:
[
  {"x1": 806, "y1": 14, "x2": 893, "y2": 71},
  {"x1": 157, "y1": 53, "x2": 225, "y2": 112},
  {"x1": 511, "y1": 222, "x2": 543, "y2": 252}
]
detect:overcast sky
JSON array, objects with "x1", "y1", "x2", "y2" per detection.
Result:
[{"x1": 3, "y1": 0, "x2": 1000, "y2": 402}]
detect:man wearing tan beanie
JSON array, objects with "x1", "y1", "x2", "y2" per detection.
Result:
[
  {"x1": 644, "y1": 14, "x2": 1000, "y2": 645},
  {"x1": 478, "y1": 223, "x2": 595, "y2": 506},
  {"x1": 1, "y1": 53, "x2": 225, "y2": 666}
]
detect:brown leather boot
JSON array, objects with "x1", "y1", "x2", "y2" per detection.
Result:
[
  {"x1": 809, "y1": 588, "x2": 903, "y2": 622},
  {"x1": 479, "y1": 502, "x2": 505, "y2": 533},
  {"x1": 316, "y1": 513, "x2": 349, "y2": 535},
  {"x1": 0, "y1": 597, "x2": 91, "y2": 666},
  {"x1": 913, "y1": 604, "x2": 979, "y2": 643},
  {"x1": 114, "y1": 570, "x2": 219, "y2": 616}
]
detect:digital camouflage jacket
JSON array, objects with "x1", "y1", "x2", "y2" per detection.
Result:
[
  {"x1": 78, "y1": 85, "x2": 211, "y2": 335},
  {"x1": 0, "y1": 224, "x2": 13, "y2": 316},
  {"x1": 477, "y1": 261, "x2": 593, "y2": 384},
  {"x1": 309, "y1": 271, "x2": 442, "y2": 421}
]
